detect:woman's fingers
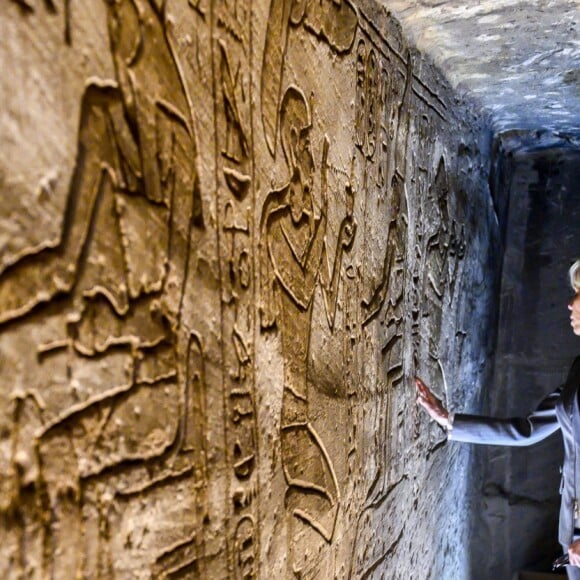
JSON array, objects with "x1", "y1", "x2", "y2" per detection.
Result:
[
  {"x1": 416, "y1": 379, "x2": 436, "y2": 406},
  {"x1": 415, "y1": 376, "x2": 450, "y2": 428},
  {"x1": 570, "y1": 553, "x2": 580, "y2": 567},
  {"x1": 569, "y1": 541, "x2": 580, "y2": 567},
  {"x1": 415, "y1": 377, "x2": 430, "y2": 398}
]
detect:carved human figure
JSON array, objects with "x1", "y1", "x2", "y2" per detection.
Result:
[
  {"x1": 259, "y1": 85, "x2": 356, "y2": 575},
  {"x1": 0, "y1": 1, "x2": 205, "y2": 576},
  {"x1": 361, "y1": 173, "x2": 407, "y2": 497}
]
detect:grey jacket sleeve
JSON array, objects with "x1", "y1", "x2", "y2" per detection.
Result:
[{"x1": 448, "y1": 387, "x2": 562, "y2": 447}]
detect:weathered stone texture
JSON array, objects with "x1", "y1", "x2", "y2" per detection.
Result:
[
  {"x1": 384, "y1": 0, "x2": 580, "y2": 135},
  {"x1": 0, "y1": 0, "x2": 499, "y2": 577}
]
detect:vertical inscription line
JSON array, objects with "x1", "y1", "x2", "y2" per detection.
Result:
[
  {"x1": 247, "y1": 0, "x2": 261, "y2": 574},
  {"x1": 208, "y1": 0, "x2": 231, "y2": 573},
  {"x1": 213, "y1": 0, "x2": 259, "y2": 575}
]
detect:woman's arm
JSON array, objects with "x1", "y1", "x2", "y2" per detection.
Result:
[{"x1": 415, "y1": 377, "x2": 561, "y2": 447}]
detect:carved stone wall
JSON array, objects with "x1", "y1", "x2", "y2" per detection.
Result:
[{"x1": 0, "y1": 1, "x2": 499, "y2": 577}]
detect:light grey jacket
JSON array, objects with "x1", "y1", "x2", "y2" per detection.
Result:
[{"x1": 449, "y1": 355, "x2": 580, "y2": 546}]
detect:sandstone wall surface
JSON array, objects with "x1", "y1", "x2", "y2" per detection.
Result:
[{"x1": 0, "y1": 1, "x2": 499, "y2": 577}]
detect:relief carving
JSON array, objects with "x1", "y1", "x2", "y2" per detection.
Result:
[
  {"x1": 261, "y1": 0, "x2": 358, "y2": 156},
  {"x1": 355, "y1": 178, "x2": 409, "y2": 569},
  {"x1": 355, "y1": 40, "x2": 380, "y2": 161},
  {"x1": 234, "y1": 515, "x2": 257, "y2": 579},
  {"x1": 9, "y1": 0, "x2": 71, "y2": 43},
  {"x1": 349, "y1": 39, "x2": 426, "y2": 577},
  {"x1": 216, "y1": 0, "x2": 250, "y2": 43},
  {"x1": 259, "y1": 85, "x2": 356, "y2": 574},
  {"x1": 393, "y1": 53, "x2": 414, "y2": 183},
  {"x1": 358, "y1": 47, "x2": 413, "y2": 500},
  {"x1": 0, "y1": 1, "x2": 207, "y2": 576},
  {"x1": 219, "y1": 40, "x2": 251, "y2": 199},
  {"x1": 10, "y1": 0, "x2": 56, "y2": 12},
  {"x1": 2, "y1": 0, "x2": 487, "y2": 576},
  {"x1": 376, "y1": 63, "x2": 392, "y2": 190},
  {"x1": 188, "y1": 0, "x2": 207, "y2": 19},
  {"x1": 422, "y1": 156, "x2": 465, "y2": 354},
  {"x1": 213, "y1": 8, "x2": 259, "y2": 574}
]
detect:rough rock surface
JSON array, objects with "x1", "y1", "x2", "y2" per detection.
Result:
[
  {"x1": 0, "y1": 1, "x2": 500, "y2": 578},
  {"x1": 385, "y1": 0, "x2": 580, "y2": 135}
]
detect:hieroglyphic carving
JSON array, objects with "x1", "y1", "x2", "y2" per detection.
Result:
[
  {"x1": 355, "y1": 39, "x2": 381, "y2": 161},
  {"x1": 349, "y1": 15, "x2": 473, "y2": 573},
  {"x1": 233, "y1": 515, "x2": 257, "y2": 579},
  {"x1": 349, "y1": 476, "x2": 408, "y2": 579},
  {"x1": 9, "y1": 0, "x2": 55, "y2": 11},
  {"x1": 356, "y1": 45, "x2": 413, "y2": 513},
  {"x1": 10, "y1": 0, "x2": 72, "y2": 43},
  {"x1": 419, "y1": 155, "x2": 466, "y2": 361},
  {"x1": 216, "y1": 0, "x2": 250, "y2": 44},
  {"x1": 361, "y1": 176, "x2": 408, "y2": 487},
  {"x1": 259, "y1": 84, "x2": 357, "y2": 575},
  {"x1": 423, "y1": 156, "x2": 456, "y2": 354},
  {"x1": 449, "y1": 214, "x2": 467, "y2": 301},
  {"x1": 393, "y1": 53, "x2": 414, "y2": 184},
  {"x1": 0, "y1": 1, "x2": 208, "y2": 576},
  {"x1": 261, "y1": 0, "x2": 358, "y2": 156},
  {"x1": 376, "y1": 61, "x2": 392, "y2": 190},
  {"x1": 189, "y1": 0, "x2": 208, "y2": 20},
  {"x1": 212, "y1": 2, "x2": 259, "y2": 574},
  {"x1": 219, "y1": 41, "x2": 251, "y2": 198}
]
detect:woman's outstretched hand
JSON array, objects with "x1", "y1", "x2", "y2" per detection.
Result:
[
  {"x1": 569, "y1": 539, "x2": 580, "y2": 567},
  {"x1": 415, "y1": 377, "x2": 451, "y2": 430}
]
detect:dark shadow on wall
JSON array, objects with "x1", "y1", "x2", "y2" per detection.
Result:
[{"x1": 469, "y1": 132, "x2": 580, "y2": 580}]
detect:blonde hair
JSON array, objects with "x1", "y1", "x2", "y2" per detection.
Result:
[{"x1": 569, "y1": 259, "x2": 580, "y2": 292}]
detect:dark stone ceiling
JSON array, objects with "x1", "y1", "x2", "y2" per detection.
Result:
[{"x1": 386, "y1": 0, "x2": 580, "y2": 136}]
